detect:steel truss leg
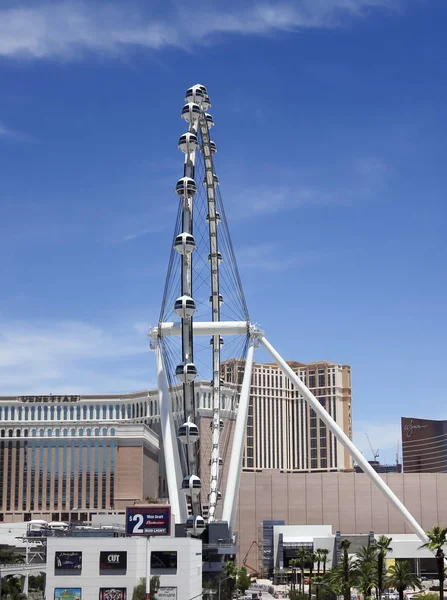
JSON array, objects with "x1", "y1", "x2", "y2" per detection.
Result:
[
  {"x1": 155, "y1": 345, "x2": 188, "y2": 524},
  {"x1": 222, "y1": 341, "x2": 255, "y2": 530},
  {"x1": 260, "y1": 335, "x2": 429, "y2": 543}
]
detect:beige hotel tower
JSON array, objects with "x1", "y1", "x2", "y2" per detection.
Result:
[{"x1": 220, "y1": 359, "x2": 353, "y2": 472}]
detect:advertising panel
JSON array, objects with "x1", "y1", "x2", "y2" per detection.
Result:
[
  {"x1": 55, "y1": 589, "x2": 82, "y2": 600},
  {"x1": 99, "y1": 551, "x2": 127, "y2": 570},
  {"x1": 150, "y1": 551, "x2": 177, "y2": 571},
  {"x1": 126, "y1": 505, "x2": 171, "y2": 536},
  {"x1": 158, "y1": 588, "x2": 177, "y2": 600},
  {"x1": 55, "y1": 551, "x2": 82, "y2": 571},
  {"x1": 99, "y1": 589, "x2": 127, "y2": 600}
]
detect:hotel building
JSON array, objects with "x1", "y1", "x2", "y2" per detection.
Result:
[
  {"x1": 0, "y1": 383, "x2": 237, "y2": 523},
  {"x1": 220, "y1": 359, "x2": 353, "y2": 472},
  {"x1": 402, "y1": 417, "x2": 447, "y2": 473}
]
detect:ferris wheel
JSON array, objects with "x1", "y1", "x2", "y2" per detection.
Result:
[{"x1": 149, "y1": 84, "x2": 430, "y2": 546}]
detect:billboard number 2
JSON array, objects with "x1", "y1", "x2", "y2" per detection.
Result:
[{"x1": 130, "y1": 514, "x2": 144, "y2": 534}]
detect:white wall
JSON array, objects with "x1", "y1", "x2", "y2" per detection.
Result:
[{"x1": 46, "y1": 536, "x2": 202, "y2": 600}]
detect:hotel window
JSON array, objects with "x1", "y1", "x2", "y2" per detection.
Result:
[
  {"x1": 70, "y1": 406, "x2": 74, "y2": 420},
  {"x1": 31, "y1": 407, "x2": 35, "y2": 420}
]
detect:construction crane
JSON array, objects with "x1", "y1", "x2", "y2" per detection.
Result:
[
  {"x1": 242, "y1": 541, "x2": 259, "y2": 579},
  {"x1": 365, "y1": 433, "x2": 379, "y2": 461}
]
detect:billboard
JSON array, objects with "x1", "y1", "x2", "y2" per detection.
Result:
[
  {"x1": 55, "y1": 589, "x2": 82, "y2": 600},
  {"x1": 158, "y1": 588, "x2": 177, "y2": 600},
  {"x1": 55, "y1": 551, "x2": 82, "y2": 571},
  {"x1": 126, "y1": 505, "x2": 171, "y2": 536},
  {"x1": 150, "y1": 551, "x2": 177, "y2": 571},
  {"x1": 99, "y1": 589, "x2": 127, "y2": 600},
  {"x1": 99, "y1": 551, "x2": 127, "y2": 571}
]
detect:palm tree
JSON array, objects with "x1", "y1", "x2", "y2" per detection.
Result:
[
  {"x1": 356, "y1": 544, "x2": 378, "y2": 565},
  {"x1": 387, "y1": 561, "x2": 421, "y2": 600},
  {"x1": 376, "y1": 535, "x2": 393, "y2": 600},
  {"x1": 290, "y1": 559, "x2": 300, "y2": 591},
  {"x1": 420, "y1": 525, "x2": 447, "y2": 600},
  {"x1": 354, "y1": 559, "x2": 378, "y2": 599},
  {"x1": 308, "y1": 552, "x2": 317, "y2": 600},
  {"x1": 296, "y1": 548, "x2": 311, "y2": 595},
  {"x1": 320, "y1": 549, "x2": 330, "y2": 577},
  {"x1": 327, "y1": 541, "x2": 355, "y2": 600},
  {"x1": 340, "y1": 539, "x2": 352, "y2": 600},
  {"x1": 315, "y1": 550, "x2": 327, "y2": 600}
]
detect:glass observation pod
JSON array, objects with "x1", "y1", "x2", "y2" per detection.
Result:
[
  {"x1": 204, "y1": 113, "x2": 214, "y2": 128},
  {"x1": 209, "y1": 336, "x2": 224, "y2": 346},
  {"x1": 186, "y1": 515, "x2": 206, "y2": 534},
  {"x1": 209, "y1": 419, "x2": 224, "y2": 431},
  {"x1": 178, "y1": 421, "x2": 200, "y2": 444},
  {"x1": 208, "y1": 252, "x2": 222, "y2": 263},
  {"x1": 174, "y1": 233, "x2": 196, "y2": 254},
  {"x1": 175, "y1": 177, "x2": 197, "y2": 197},
  {"x1": 203, "y1": 174, "x2": 219, "y2": 187},
  {"x1": 175, "y1": 362, "x2": 198, "y2": 383},
  {"x1": 206, "y1": 211, "x2": 221, "y2": 223},
  {"x1": 181, "y1": 103, "x2": 202, "y2": 123},
  {"x1": 185, "y1": 86, "x2": 205, "y2": 104},
  {"x1": 174, "y1": 295, "x2": 197, "y2": 318},
  {"x1": 178, "y1": 132, "x2": 199, "y2": 153},
  {"x1": 182, "y1": 475, "x2": 202, "y2": 495},
  {"x1": 209, "y1": 295, "x2": 224, "y2": 306},
  {"x1": 208, "y1": 457, "x2": 223, "y2": 466}
]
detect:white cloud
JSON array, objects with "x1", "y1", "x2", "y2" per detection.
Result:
[
  {"x1": 0, "y1": 0, "x2": 400, "y2": 60},
  {"x1": 0, "y1": 320, "x2": 154, "y2": 394},
  {"x1": 0, "y1": 121, "x2": 33, "y2": 141}
]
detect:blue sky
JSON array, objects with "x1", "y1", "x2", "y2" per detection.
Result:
[{"x1": 0, "y1": 0, "x2": 446, "y2": 462}]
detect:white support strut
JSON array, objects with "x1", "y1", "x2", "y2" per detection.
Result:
[
  {"x1": 155, "y1": 344, "x2": 188, "y2": 524},
  {"x1": 222, "y1": 341, "x2": 255, "y2": 530},
  {"x1": 260, "y1": 335, "x2": 429, "y2": 544},
  {"x1": 152, "y1": 321, "x2": 249, "y2": 337}
]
